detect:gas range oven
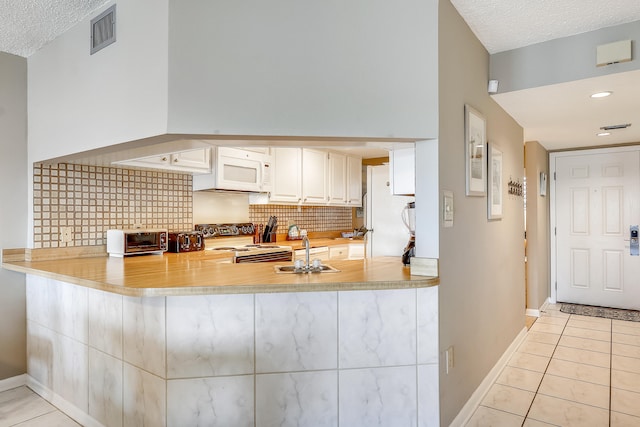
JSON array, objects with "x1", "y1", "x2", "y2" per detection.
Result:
[{"x1": 195, "y1": 223, "x2": 292, "y2": 263}]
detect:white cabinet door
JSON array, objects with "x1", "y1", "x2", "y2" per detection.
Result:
[
  {"x1": 347, "y1": 155, "x2": 362, "y2": 206},
  {"x1": 555, "y1": 149, "x2": 640, "y2": 310},
  {"x1": 270, "y1": 148, "x2": 302, "y2": 203},
  {"x1": 170, "y1": 148, "x2": 211, "y2": 172},
  {"x1": 329, "y1": 243, "x2": 364, "y2": 260},
  {"x1": 389, "y1": 146, "x2": 415, "y2": 195},
  {"x1": 114, "y1": 148, "x2": 211, "y2": 173},
  {"x1": 302, "y1": 149, "x2": 328, "y2": 204},
  {"x1": 329, "y1": 245, "x2": 349, "y2": 260},
  {"x1": 328, "y1": 152, "x2": 347, "y2": 204}
]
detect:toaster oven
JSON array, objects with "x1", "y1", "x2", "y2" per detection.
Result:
[{"x1": 106, "y1": 229, "x2": 168, "y2": 257}]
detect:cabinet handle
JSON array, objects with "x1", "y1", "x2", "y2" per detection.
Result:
[
  {"x1": 161, "y1": 157, "x2": 168, "y2": 162},
  {"x1": 173, "y1": 158, "x2": 179, "y2": 163}
]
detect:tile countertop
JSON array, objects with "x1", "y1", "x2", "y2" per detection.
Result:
[{"x1": 1, "y1": 250, "x2": 438, "y2": 297}]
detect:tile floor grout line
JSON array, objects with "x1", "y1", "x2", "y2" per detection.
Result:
[
  {"x1": 520, "y1": 313, "x2": 569, "y2": 426},
  {"x1": 609, "y1": 317, "x2": 613, "y2": 427}
]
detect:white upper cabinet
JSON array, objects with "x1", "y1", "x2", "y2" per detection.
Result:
[
  {"x1": 389, "y1": 146, "x2": 415, "y2": 195},
  {"x1": 270, "y1": 147, "x2": 302, "y2": 203},
  {"x1": 263, "y1": 148, "x2": 361, "y2": 206},
  {"x1": 114, "y1": 148, "x2": 211, "y2": 174},
  {"x1": 171, "y1": 148, "x2": 212, "y2": 171},
  {"x1": 302, "y1": 149, "x2": 328, "y2": 204},
  {"x1": 346, "y1": 155, "x2": 363, "y2": 206},
  {"x1": 328, "y1": 152, "x2": 347, "y2": 204}
]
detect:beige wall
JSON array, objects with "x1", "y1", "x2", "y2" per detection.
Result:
[
  {"x1": 525, "y1": 141, "x2": 550, "y2": 311},
  {"x1": 438, "y1": 1, "x2": 526, "y2": 424},
  {"x1": 0, "y1": 52, "x2": 27, "y2": 380}
]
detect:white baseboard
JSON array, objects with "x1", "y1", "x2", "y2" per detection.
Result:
[
  {"x1": 449, "y1": 326, "x2": 528, "y2": 427},
  {"x1": 0, "y1": 374, "x2": 27, "y2": 393},
  {"x1": 540, "y1": 298, "x2": 550, "y2": 312},
  {"x1": 526, "y1": 298, "x2": 552, "y2": 317},
  {"x1": 27, "y1": 376, "x2": 103, "y2": 427}
]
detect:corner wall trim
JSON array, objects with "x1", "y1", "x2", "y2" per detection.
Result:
[
  {"x1": 539, "y1": 298, "x2": 550, "y2": 313},
  {"x1": 526, "y1": 298, "x2": 551, "y2": 318},
  {"x1": 0, "y1": 374, "x2": 27, "y2": 393},
  {"x1": 525, "y1": 308, "x2": 540, "y2": 317},
  {"x1": 448, "y1": 326, "x2": 528, "y2": 427}
]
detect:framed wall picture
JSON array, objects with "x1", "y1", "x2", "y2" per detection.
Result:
[
  {"x1": 465, "y1": 104, "x2": 487, "y2": 196},
  {"x1": 487, "y1": 143, "x2": 503, "y2": 220}
]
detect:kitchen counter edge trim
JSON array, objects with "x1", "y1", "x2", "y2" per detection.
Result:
[{"x1": 2, "y1": 259, "x2": 439, "y2": 297}]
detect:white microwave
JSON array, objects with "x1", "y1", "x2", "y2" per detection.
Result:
[{"x1": 193, "y1": 147, "x2": 272, "y2": 193}]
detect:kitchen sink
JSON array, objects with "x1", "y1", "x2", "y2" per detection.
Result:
[{"x1": 274, "y1": 264, "x2": 340, "y2": 274}]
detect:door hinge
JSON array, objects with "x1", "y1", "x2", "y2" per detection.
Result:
[
  {"x1": 553, "y1": 172, "x2": 556, "y2": 180},
  {"x1": 554, "y1": 227, "x2": 557, "y2": 235}
]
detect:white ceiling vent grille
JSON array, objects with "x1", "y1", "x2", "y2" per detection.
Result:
[{"x1": 90, "y1": 5, "x2": 116, "y2": 55}]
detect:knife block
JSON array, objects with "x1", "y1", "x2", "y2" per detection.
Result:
[{"x1": 265, "y1": 226, "x2": 278, "y2": 243}]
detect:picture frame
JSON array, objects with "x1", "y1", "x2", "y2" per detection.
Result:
[
  {"x1": 487, "y1": 143, "x2": 503, "y2": 220},
  {"x1": 465, "y1": 104, "x2": 487, "y2": 196}
]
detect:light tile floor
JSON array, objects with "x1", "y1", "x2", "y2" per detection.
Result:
[
  {"x1": 467, "y1": 303, "x2": 640, "y2": 427},
  {"x1": 0, "y1": 386, "x2": 79, "y2": 427}
]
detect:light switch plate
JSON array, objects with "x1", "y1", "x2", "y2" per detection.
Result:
[
  {"x1": 445, "y1": 346, "x2": 454, "y2": 374},
  {"x1": 443, "y1": 190, "x2": 454, "y2": 228}
]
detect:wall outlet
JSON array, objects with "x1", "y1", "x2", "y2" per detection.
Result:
[
  {"x1": 445, "y1": 346, "x2": 454, "y2": 374},
  {"x1": 60, "y1": 227, "x2": 73, "y2": 243}
]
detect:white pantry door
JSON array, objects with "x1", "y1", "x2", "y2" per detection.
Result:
[{"x1": 555, "y1": 149, "x2": 640, "y2": 310}]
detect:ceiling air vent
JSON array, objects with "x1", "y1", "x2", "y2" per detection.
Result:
[
  {"x1": 90, "y1": 5, "x2": 116, "y2": 55},
  {"x1": 600, "y1": 123, "x2": 632, "y2": 131}
]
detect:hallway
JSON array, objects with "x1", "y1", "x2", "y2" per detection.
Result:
[{"x1": 466, "y1": 303, "x2": 640, "y2": 426}]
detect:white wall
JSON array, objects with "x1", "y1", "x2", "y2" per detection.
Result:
[
  {"x1": 28, "y1": 0, "x2": 439, "y2": 165},
  {"x1": 27, "y1": 0, "x2": 169, "y2": 163},
  {"x1": 0, "y1": 52, "x2": 28, "y2": 379},
  {"x1": 415, "y1": 139, "x2": 439, "y2": 258},
  {"x1": 167, "y1": 0, "x2": 439, "y2": 139},
  {"x1": 490, "y1": 20, "x2": 640, "y2": 93},
  {"x1": 193, "y1": 192, "x2": 250, "y2": 224}
]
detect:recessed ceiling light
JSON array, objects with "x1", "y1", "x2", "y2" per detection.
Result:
[
  {"x1": 597, "y1": 132, "x2": 611, "y2": 137},
  {"x1": 591, "y1": 91, "x2": 613, "y2": 98}
]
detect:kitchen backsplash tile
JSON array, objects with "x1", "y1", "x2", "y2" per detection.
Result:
[
  {"x1": 249, "y1": 205, "x2": 352, "y2": 234},
  {"x1": 32, "y1": 163, "x2": 353, "y2": 248},
  {"x1": 32, "y1": 163, "x2": 193, "y2": 248}
]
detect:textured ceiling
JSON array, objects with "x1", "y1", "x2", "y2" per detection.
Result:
[
  {"x1": 0, "y1": 0, "x2": 108, "y2": 57},
  {"x1": 3, "y1": 0, "x2": 639, "y2": 58},
  {"x1": 451, "y1": 0, "x2": 640, "y2": 54}
]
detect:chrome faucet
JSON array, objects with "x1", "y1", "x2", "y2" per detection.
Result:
[{"x1": 302, "y1": 235, "x2": 311, "y2": 271}]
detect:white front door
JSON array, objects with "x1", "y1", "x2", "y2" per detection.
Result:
[{"x1": 554, "y1": 149, "x2": 640, "y2": 310}]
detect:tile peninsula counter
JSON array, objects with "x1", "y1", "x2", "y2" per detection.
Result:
[{"x1": 3, "y1": 251, "x2": 440, "y2": 426}]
